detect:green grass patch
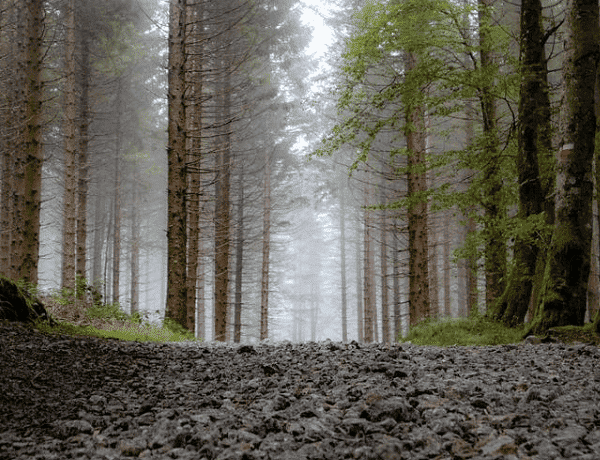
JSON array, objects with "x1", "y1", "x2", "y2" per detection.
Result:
[
  {"x1": 399, "y1": 315, "x2": 526, "y2": 347},
  {"x1": 34, "y1": 317, "x2": 199, "y2": 343}
]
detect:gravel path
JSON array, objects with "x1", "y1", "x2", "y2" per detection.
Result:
[{"x1": 1, "y1": 321, "x2": 600, "y2": 460}]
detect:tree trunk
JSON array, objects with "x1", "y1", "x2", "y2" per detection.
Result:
[
  {"x1": 363, "y1": 183, "x2": 375, "y2": 342},
  {"x1": 112, "y1": 81, "x2": 122, "y2": 304},
  {"x1": 260, "y1": 151, "x2": 271, "y2": 341},
  {"x1": 405, "y1": 51, "x2": 430, "y2": 327},
  {"x1": 185, "y1": 0, "x2": 202, "y2": 333},
  {"x1": 478, "y1": 0, "x2": 506, "y2": 310},
  {"x1": 233, "y1": 166, "x2": 244, "y2": 343},
  {"x1": 356, "y1": 213, "x2": 364, "y2": 342},
  {"x1": 492, "y1": 0, "x2": 551, "y2": 327},
  {"x1": 214, "y1": 75, "x2": 231, "y2": 343},
  {"x1": 530, "y1": 0, "x2": 600, "y2": 334},
  {"x1": 166, "y1": 0, "x2": 188, "y2": 328},
  {"x1": 17, "y1": 0, "x2": 44, "y2": 284},
  {"x1": 380, "y1": 190, "x2": 389, "y2": 343},
  {"x1": 76, "y1": 34, "x2": 91, "y2": 284},
  {"x1": 340, "y1": 184, "x2": 348, "y2": 342},
  {"x1": 61, "y1": 0, "x2": 77, "y2": 292}
]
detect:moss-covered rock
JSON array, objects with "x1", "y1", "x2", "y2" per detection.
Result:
[{"x1": 0, "y1": 276, "x2": 54, "y2": 325}]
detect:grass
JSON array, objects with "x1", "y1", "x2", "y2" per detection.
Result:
[
  {"x1": 398, "y1": 315, "x2": 526, "y2": 347},
  {"x1": 33, "y1": 284, "x2": 199, "y2": 343}
]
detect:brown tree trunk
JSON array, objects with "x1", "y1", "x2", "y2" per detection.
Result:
[
  {"x1": 17, "y1": 0, "x2": 44, "y2": 284},
  {"x1": 363, "y1": 183, "x2": 375, "y2": 342},
  {"x1": 531, "y1": 0, "x2": 600, "y2": 334},
  {"x1": 62, "y1": 0, "x2": 77, "y2": 291},
  {"x1": 76, "y1": 34, "x2": 91, "y2": 284},
  {"x1": 356, "y1": 213, "x2": 364, "y2": 342},
  {"x1": 405, "y1": 51, "x2": 430, "y2": 327},
  {"x1": 166, "y1": 0, "x2": 188, "y2": 327},
  {"x1": 380, "y1": 189, "x2": 389, "y2": 343},
  {"x1": 112, "y1": 81, "x2": 122, "y2": 304},
  {"x1": 233, "y1": 165, "x2": 244, "y2": 343},
  {"x1": 260, "y1": 152, "x2": 271, "y2": 341},
  {"x1": 478, "y1": 0, "x2": 506, "y2": 309},
  {"x1": 492, "y1": 0, "x2": 551, "y2": 327},
  {"x1": 340, "y1": 184, "x2": 348, "y2": 342}
]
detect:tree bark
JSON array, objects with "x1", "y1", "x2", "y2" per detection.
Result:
[
  {"x1": 492, "y1": 0, "x2": 551, "y2": 327},
  {"x1": 62, "y1": 0, "x2": 77, "y2": 292},
  {"x1": 17, "y1": 0, "x2": 44, "y2": 284},
  {"x1": 530, "y1": 0, "x2": 600, "y2": 334},
  {"x1": 405, "y1": 51, "x2": 430, "y2": 327},
  {"x1": 260, "y1": 151, "x2": 271, "y2": 341},
  {"x1": 340, "y1": 183, "x2": 348, "y2": 342},
  {"x1": 166, "y1": 0, "x2": 188, "y2": 328},
  {"x1": 478, "y1": 0, "x2": 506, "y2": 310},
  {"x1": 76, "y1": 34, "x2": 91, "y2": 284}
]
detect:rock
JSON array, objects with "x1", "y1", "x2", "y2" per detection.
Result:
[{"x1": 0, "y1": 276, "x2": 54, "y2": 324}]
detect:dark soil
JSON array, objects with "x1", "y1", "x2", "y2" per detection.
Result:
[{"x1": 2, "y1": 321, "x2": 600, "y2": 460}]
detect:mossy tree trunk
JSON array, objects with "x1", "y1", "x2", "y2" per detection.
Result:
[
  {"x1": 491, "y1": 0, "x2": 553, "y2": 327},
  {"x1": 529, "y1": 0, "x2": 600, "y2": 335}
]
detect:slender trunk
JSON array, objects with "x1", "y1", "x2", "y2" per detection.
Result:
[
  {"x1": 92, "y1": 193, "x2": 106, "y2": 286},
  {"x1": 260, "y1": 152, "x2": 271, "y2": 341},
  {"x1": 380, "y1": 192, "x2": 389, "y2": 343},
  {"x1": 76, "y1": 35, "x2": 91, "y2": 283},
  {"x1": 62, "y1": 0, "x2": 77, "y2": 291},
  {"x1": 233, "y1": 167, "x2": 244, "y2": 343},
  {"x1": 340, "y1": 186, "x2": 348, "y2": 342},
  {"x1": 356, "y1": 215, "x2": 364, "y2": 342},
  {"x1": 392, "y1": 226, "x2": 401, "y2": 338},
  {"x1": 405, "y1": 51, "x2": 430, "y2": 326},
  {"x1": 363, "y1": 184, "x2": 375, "y2": 342},
  {"x1": 493, "y1": 0, "x2": 550, "y2": 326},
  {"x1": 214, "y1": 77, "x2": 231, "y2": 342},
  {"x1": 479, "y1": 0, "x2": 506, "y2": 309},
  {"x1": 130, "y1": 172, "x2": 139, "y2": 314},
  {"x1": 443, "y1": 210, "x2": 451, "y2": 316},
  {"x1": 185, "y1": 0, "x2": 202, "y2": 333},
  {"x1": 166, "y1": 0, "x2": 188, "y2": 327},
  {"x1": 18, "y1": 0, "x2": 44, "y2": 284},
  {"x1": 112, "y1": 82, "x2": 122, "y2": 304}
]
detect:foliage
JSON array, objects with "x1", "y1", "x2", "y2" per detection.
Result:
[
  {"x1": 34, "y1": 317, "x2": 199, "y2": 343},
  {"x1": 398, "y1": 315, "x2": 526, "y2": 347}
]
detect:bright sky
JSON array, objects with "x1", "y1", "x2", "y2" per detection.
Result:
[{"x1": 300, "y1": 0, "x2": 335, "y2": 59}]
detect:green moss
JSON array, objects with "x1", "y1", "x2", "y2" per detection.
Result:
[{"x1": 398, "y1": 315, "x2": 525, "y2": 347}]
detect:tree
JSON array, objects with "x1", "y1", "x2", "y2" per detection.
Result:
[
  {"x1": 529, "y1": 0, "x2": 600, "y2": 334},
  {"x1": 491, "y1": 0, "x2": 553, "y2": 326},
  {"x1": 15, "y1": 0, "x2": 44, "y2": 284},
  {"x1": 165, "y1": 0, "x2": 188, "y2": 328}
]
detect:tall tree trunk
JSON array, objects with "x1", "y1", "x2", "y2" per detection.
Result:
[
  {"x1": 260, "y1": 151, "x2": 271, "y2": 341},
  {"x1": 61, "y1": 0, "x2": 77, "y2": 291},
  {"x1": 112, "y1": 81, "x2": 122, "y2": 304},
  {"x1": 166, "y1": 0, "x2": 188, "y2": 327},
  {"x1": 492, "y1": 0, "x2": 551, "y2": 326},
  {"x1": 185, "y1": 0, "x2": 202, "y2": 333},
  {"x1": 478, "y1": 0, "x2": 506, "y2": 309},
  {"x1": 356, "y1": 213, "x2": 364, "y2": 342},
  {"x1": 92, "y1": 194, "x2": 106, "y2": 286},
  {"x1": 214, "y1": 75, "x2": 231, "y2": 342},
  {"x1": 17, "y1": 0, "x2": 44, "y2": 284},
  {"x1": 76, "y1": 34, "x2": 91, "y2": 284},
  {"x1": 130, "y1": 170, "x2": 139, "y2": 314},
  {"x1": 531, "y1": 0, "x2": 600, "y2": 334},
  {"x1": 233, "y1": 165, "x2": 244, "y2": 343},
  {"x1": 443, "y1": 210, "x2": 451, "y2": 316},
  {"x1": 340, "y1": 184, "x2": 348, "y2": 342},
  {"x1": 380, "y1": 189, "x2": 389, "y2": 343},
  {"x1": 405, "y1": 52, "x2": 430, "y2": 327},
  {"x1": 363, "y1": 183, "x2": 375, "y2": 342},
  {"x1": 392, "y1": 226, "x2": 401, "y2": 338}
]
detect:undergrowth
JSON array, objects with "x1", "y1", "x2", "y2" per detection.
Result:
[
  {"x1": 399, "y1": 315, "x2": 526, "y2": 347},
  {"x1": 35, "y1": 277, "x2": 198, "y2": 343}
]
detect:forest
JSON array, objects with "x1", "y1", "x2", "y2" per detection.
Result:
[{"x1": 1, "y1": 0, "x2": 600, "y2": 343}]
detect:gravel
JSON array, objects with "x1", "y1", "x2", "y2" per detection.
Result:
[{"x1": 1, "y1": 321, "x2": 600, "y2": 459}]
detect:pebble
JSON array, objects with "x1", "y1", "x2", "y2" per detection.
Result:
[{"x1": 1, "y1": 322, "x2": 599, "y2": 459}]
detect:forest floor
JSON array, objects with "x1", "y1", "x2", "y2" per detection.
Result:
[{"x1": 2, "y1": 320, "x2": 600, "y2": 460}]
